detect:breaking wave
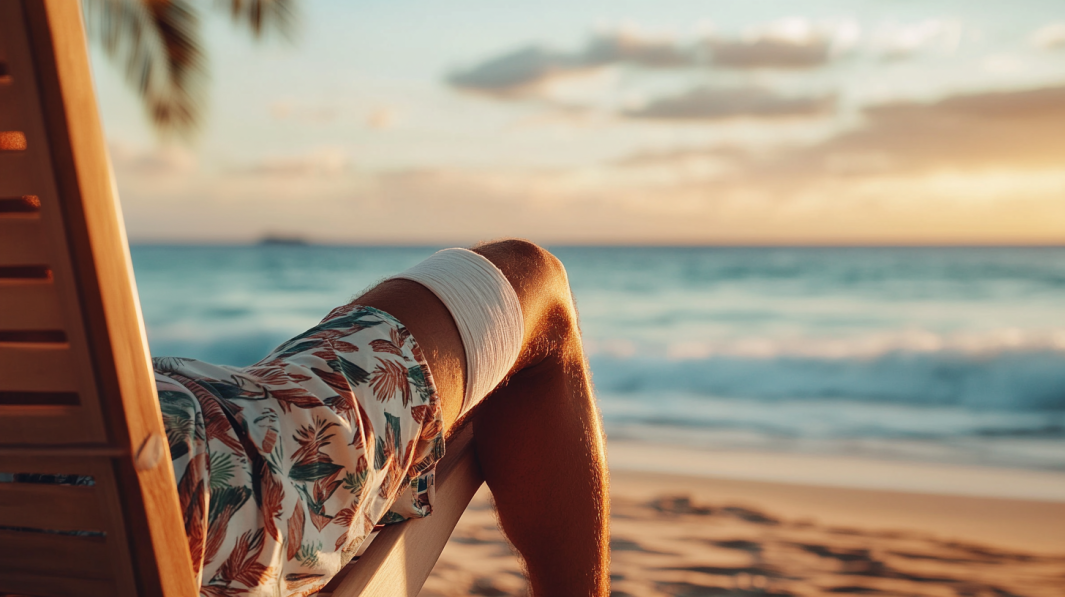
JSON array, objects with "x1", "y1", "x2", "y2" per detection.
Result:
[{"x1": 590, "y1": 344, "x2": 1065, "y2": 412}]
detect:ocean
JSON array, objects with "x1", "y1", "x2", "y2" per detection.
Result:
[{"x1": 131, "y1": 246, "x2": 1065, "y2": 473}]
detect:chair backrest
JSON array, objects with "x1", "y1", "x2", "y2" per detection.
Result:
[
  {"x1": 0, "y1": 4, "x2": 485, "y2": 595},
  {"x1": 0, "y1": 1, "x2": 195, "y2": 595}
]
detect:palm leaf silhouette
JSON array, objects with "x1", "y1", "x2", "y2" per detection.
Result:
[
  {"x1": 223, "y1": 0, "x2": 297, "y2": 38},
  {"x1": 82, "y1": 0, "x2": 296, "y2": 136}
]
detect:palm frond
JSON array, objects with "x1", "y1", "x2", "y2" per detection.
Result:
[
  {"x1": 83, "y1": 0, "x2": 206, "y2": 136},
  {"x1": 220, "y1": 0, "x2": 297, "y2": 40}
]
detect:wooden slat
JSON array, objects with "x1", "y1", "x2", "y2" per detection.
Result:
[
  {"x1": 0, "y1": 1, "x2": 14, "y2": 60},
  {"x1": 0, "y1": 528, "x2": 111, "y2": 579},
  {"x1": 0, "y1": 215, "x2": 47, "y2": 265},
  {"x1": 0, "y1": 5, "x2": 137, "y2": 593},
  {"x1": 20, "y1": 1, "x2": 198, "y2": 594},
  {"x1": 0, "y1": 9, "x2": 10, "y2": 59},
  {"x1": 0, "y1": 0, "x2": 21, "y2": 130},
  {"x1": 0, "y1": 343, "x2": 77, "y2": 392},
  {"x1": 0, "y1": 97, "x2": 17, "y2": 129},
  {"x1": 0, "y1": 407, "x2": 98, "y2": 445},
  {"x1": 0, "y1": 571, "x2": 115, "y2": 597},
  {"x1": 325, "y1": 424, "x2": 484, "y2": 597},
  {"x1": 0, "y1": 0, "x2": 31, "y2": 133},
  {"x1": 0, "y1": 449, "x2": 122, "y2": 465},
  {"x1": 87, "y1": 460, "x2": 140, "y2": 597},
  {"x1": 0, "y1": 453, "x2": 117, "y2": 484},
  {"x1": 0, "y1": 279, "x2": 64, "y2": 329},
  {"x1": 0, "y1": 151, "x2": 36, "y2": 196},
  {"x1": 0, "y1": 481, "x2": 104, "y2": 532},
  {"x1": 0, "y1": 0, "x2": 106, "y2": 448},
  {"x1": 0, "y1": 89, "x2": 17, "y2": 130}
]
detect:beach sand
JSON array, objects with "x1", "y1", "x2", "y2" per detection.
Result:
[{"x1": 419, "y1": 448, "x2": 1065, "y2": 597}]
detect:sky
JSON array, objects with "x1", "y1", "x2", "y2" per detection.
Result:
[{"x1": 89, "y1": 0, "x2": 1065, "y2": 245}]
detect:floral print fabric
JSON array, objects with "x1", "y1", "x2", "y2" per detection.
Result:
[{"x1": 155, "y1": 304, "x2": 445, "y2": 596}]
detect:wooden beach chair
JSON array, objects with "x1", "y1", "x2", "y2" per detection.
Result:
[{"x1": 0, "y1": 1, "x2": 483, "y2": 595}]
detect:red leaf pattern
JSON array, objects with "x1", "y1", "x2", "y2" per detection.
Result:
[
  {"x1": 261, "y1": 467, "x2": 285, "y2": 541},
  {"x1": 370, "y1": 357, "x2": 412, "y2": 405},
  {"x1": 153, "y1": 306, "x2": 444, "y2": 595},
  {"x1": 178, "y1": 453, "x2": 208, "y2": 576},
  {"x1": 331, "y1": 340, "x2": 359, "y2": 353},
  {"x1": 246, "y1": 365, "x2": 311, "y2": 385},
  {"x1": 286, "y1": 502, "x2": 305, "y2": 562},
  {"x1": 410, "y1": 404, "x2": 431, "y2": 424},
  {"x1": 203, "y1": 496, "x2": 243, "y2": 569},
  {"x1": 270, "y1": 387, "x2": 326, "y2": 412},
  {"x1": 214, "y1": 528, "x2": 277, "y2": 590},
  {"x1": 370, "y1": 338, "x2": 403, "y2": 355},
  {"x1": 333, "y1": 506, "x2": 357, "y2": 528},
  {"x1": 335, "y1": 532, "x2": 350, "y2": 552}
]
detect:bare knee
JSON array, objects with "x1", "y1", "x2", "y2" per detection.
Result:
[
  {"x1": 472, "y1": 239, "x2": 568, "y2": 297},
  {"x1": 472, "y1": 239, "x2": 580, "y2": 368}
]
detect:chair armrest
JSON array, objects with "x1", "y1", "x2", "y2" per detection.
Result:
[{"x1": 320, "y1": 423, "x2": 484, "y2": 597}]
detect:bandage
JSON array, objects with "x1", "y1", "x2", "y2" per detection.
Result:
[{"x1": 391, "y1": 248, "x2": 525, "y2": 414}]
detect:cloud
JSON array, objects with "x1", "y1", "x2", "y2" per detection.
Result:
[
  {"x1": 625, "y1": 86, "x2": 836, "y2": 120},
  {"x1": 704, "y1": 18, "x2": 849, "y2": 69},
  {"x1": 613, "y1": 145, "x2": 750, "y2": 166},
  {"x1": 236, "y1": 147, "x2": 350, "y2": 177},
  {"x1": 707, "y1": 37, "x2": 831, "y2": 69},
  {"x1": 582, "y1": 31, "x2": 699, "y2": 68},
  {"x1": 447, "y1": 31, "x2": 701, "y2": 97},
  {"x1": 982, "y1": 54, "x2": 1025, "y2": 74},
  {"x1": 447, "y1": 20, "x2": 863, "y2": 99},
  {"x1": 871, "y1": 19, "x2": 963, "y2": 60},
  {"x1": 592, "y1": 83, "x2": 1065, "y2": 243},
  {"x1": 116, "y1": 82, "x2": 1065, "y2": 246},
  {"x1": 447, "y1": 46, "x2": 588, "y2": 96},
  {"x1": 1030, "y1": 23, "x2": 1065, "y2": 49},
  {"x1": 753, "y1": 84, "x2": 1065, "y2": 177},
  {"x1": 122, "y1": 155, "x2": 1065, "y2": 246},
  {"x1": 109, "y1": 142, "x2": 197, "y2": 177}
]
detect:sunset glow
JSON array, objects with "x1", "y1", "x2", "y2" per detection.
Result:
[{"x1": 90, "y1": 0, "x2": 1065, "y2": 245}]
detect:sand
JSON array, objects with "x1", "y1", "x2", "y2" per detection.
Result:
[{"x1": 419, "y1": 450, "x2": 1065, "y2": 597}]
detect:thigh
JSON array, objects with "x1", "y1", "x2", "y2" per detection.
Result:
[{"x1": 356, "y1": 278, "x2": 467, "y2": 431}]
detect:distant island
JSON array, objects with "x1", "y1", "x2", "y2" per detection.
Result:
[{"x1": 257, "y1": 234, "x2": 310, "y2": 246}]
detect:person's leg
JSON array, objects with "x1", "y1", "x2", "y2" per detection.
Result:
[
  {"x1": 470, "y1": 240, "x2": 610, "y2": 596},
  {"x1": 357, "y1": 239, "x2": 610, "y2": 596}
]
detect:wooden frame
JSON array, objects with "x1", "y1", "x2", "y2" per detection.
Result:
[
  {"x1": 0, "y1": 1, "x2": 484, "y2": 595},
  {"x1": 321, "y1": 425, "x2": 484, "y2": 597},
  {"x1": 0, "y1": 0, "x2": 196, "y2": 595}
]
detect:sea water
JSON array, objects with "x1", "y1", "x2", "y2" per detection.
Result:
[{"x1": 131, "y1": 246, "x2": 1065, "y2": 472}]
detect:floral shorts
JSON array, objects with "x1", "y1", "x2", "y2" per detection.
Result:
[{"x1": 154, "y1": 304, "x2": 445, "y2": 596}]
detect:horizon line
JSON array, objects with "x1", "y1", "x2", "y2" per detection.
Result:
[{"x1": 126, "y1": 240, "x2": 1065, "y2": 249}]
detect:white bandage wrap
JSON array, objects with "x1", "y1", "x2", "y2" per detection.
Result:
[{"x1": 392, "y1": 248, "x2": 525, "y2": 414}]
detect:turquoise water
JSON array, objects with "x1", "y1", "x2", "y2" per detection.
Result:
[{"x1": 132, "y1": 246, "x2": 1065, "y2": 471}]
